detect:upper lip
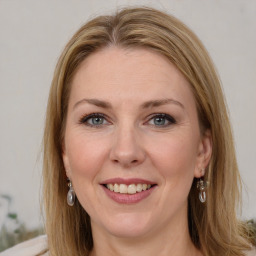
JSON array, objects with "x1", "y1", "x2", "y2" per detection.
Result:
[{"x1": 100, "y1": 178, "x2": 156, "y2": 185}]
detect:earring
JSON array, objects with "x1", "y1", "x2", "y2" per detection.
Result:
[
  {"x1": 67, "y1": 180, "x2": 75, "y2": 206},
  {"x1": 197, "y1": 178, "x2": 208, "y2": 203}
]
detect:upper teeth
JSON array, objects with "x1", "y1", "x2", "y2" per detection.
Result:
[{"x1": 106, "y1": 184, "x2": 152, "y2": 194}]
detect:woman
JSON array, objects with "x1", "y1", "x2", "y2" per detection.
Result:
[{"x1": 2, "y1": 6, "x2": 255, "y2": 256}]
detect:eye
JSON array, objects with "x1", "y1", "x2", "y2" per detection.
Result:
[
  {"x1": 148, "y1": 114, "x2": 176, "y2": 127},
  {"x1": 79, "y1": 113, "x2": 109, "y2": 127}
]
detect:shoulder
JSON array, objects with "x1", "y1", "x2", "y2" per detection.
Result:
[
  {"x1": 245, "y1": 247, "x2": 256, "y2": 256},
  {"x1": 0, "y1": 235, "x2": 48, "y2": 256}
]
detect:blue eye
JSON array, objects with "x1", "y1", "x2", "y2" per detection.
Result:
[
  {"x1": 148, "y1": 114, "x2": 176, "y2": 127},
  {"x1": 80, "y1": 114, "x2": 108, "y2": 127},
  {"x1": 90, "y1": 116, "x2": 104, "y2": 125}
]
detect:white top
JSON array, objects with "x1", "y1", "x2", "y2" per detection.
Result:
[
  {"x1": 0, "y1": 235, "x2": 49, "y2": 256},
  {"x1": 0, "y1": 235, "x2": 255, "y2": 256}
]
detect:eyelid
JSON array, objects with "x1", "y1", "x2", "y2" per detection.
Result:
[
  {"x1": 79, "y1": 113, "x2": 110, "y2": 126},
  {"x1": 146, "y1": 113, "x2": 176, "y2": 126},
  {"x1": 79, "y1": 112, "x2": 176, "y2": 128}
]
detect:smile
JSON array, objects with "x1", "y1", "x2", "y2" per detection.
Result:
[
  {"x1": 101, "y1": 178, "x2": 157, "y2": 204},
  {"x1": 105, "y1": 183, "x2": 152, "y2": 194}
]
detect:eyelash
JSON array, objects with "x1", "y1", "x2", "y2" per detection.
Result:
[
  {"x1": 79, "y1": 113, "x2": 176, "y2": 128},
  {"x1": 79, "y1": 113, "x2": 109, "y2": 127},
  {"x1": 147, "y1": 113, "x2": 176, "y2": 127}
]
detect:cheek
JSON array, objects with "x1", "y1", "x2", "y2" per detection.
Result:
[
  {"x1": 65, "y1": 132, "x2": 109, "y2": 179},
  {"x1": 148, "y1": 132, "x2": 198, "y2": 182},
  {"x1": 64, "y1": 133, "x2": 110, "y2": 212}
]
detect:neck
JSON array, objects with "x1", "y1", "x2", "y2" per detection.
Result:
[{"x1": 89, "y1": 211, "x2": 202, "y2": 256}]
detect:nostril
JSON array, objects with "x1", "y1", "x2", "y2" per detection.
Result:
[{"x1": 112, "y1": 158, "x2": 138, "y2": 165}]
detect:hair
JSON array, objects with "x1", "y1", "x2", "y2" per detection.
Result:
[{"x1": 43, "y1": 6, "x2": 255, "y2": 256}]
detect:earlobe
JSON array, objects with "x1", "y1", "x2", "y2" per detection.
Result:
[
  {"x1": 194, "y1": 129, "x2": 212, "y2": 178},
  {"x1": 62, "y1": 143, "x2": 71, "y2": 178},
  {"x1": 202, "y1": 129, "x2": 212, "y2": 166},
  {"x1": 63, "y1": 153, "x2": 71, "y2": 178}
]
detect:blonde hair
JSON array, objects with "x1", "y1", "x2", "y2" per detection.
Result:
[{"x1": 43, "y1": 7, "x2": 254, "y2": 256}]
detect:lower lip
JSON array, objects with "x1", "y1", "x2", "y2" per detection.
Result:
[{"x1": 102, "y1": 185, "x2": 156, "y2": 204}]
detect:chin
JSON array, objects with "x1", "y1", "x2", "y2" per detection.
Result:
[{"x1": 100, "y1": 212, "x2": 153, "y2": 238}]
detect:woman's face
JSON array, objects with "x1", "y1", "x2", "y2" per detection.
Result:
[{"x1": 63, "y1": 47, "x2": 211, "y2": 239}]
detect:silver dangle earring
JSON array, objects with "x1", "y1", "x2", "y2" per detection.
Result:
[
  {"x1": 197, "y1": 178, "x2": 208, "y2": 203},
  {"x1": 67, "y1": 180, "x2": 75, "y2": 206}
]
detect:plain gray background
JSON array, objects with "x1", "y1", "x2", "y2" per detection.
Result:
[{"x1": 0, "y1": 0, "x2": 255, "y2": 230}]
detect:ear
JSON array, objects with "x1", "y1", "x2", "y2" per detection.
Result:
[
  {"x1": 62, "y1": 141, "x2": 71, "y2": 179},
  {"x1": 194, "y1": 129, "x2": 212, "y2": 178}
]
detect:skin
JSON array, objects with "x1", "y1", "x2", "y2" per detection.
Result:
[{"x1": 62, "y1": 47, "x2": 212, "y2": 256}]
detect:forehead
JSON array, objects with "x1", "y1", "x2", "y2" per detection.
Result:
[{"x1": 69, "y1": 46, "x2": 195, "y2": 109}]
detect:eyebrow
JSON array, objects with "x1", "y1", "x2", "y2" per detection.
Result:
[
  {"x1": 73, "y1": 98, "x2": 112, "y2": 110},
  {"x1": 73, "y1": 98, "x2": 184, "y2": 110},
  {"x1": 141, "y1": 98, "x2": 184, "y2": 109}
]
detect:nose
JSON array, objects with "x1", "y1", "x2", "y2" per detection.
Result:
[{"x1": 109, "y1": 125, "x2": 146, "y2": 168}]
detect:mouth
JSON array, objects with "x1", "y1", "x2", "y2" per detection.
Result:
[
  {"x1": 103, "y1": 183, "x2": 155, "y2": 194},
  {"x1": 100, "y1": 178, "x2": 157, "y2": 204}
]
